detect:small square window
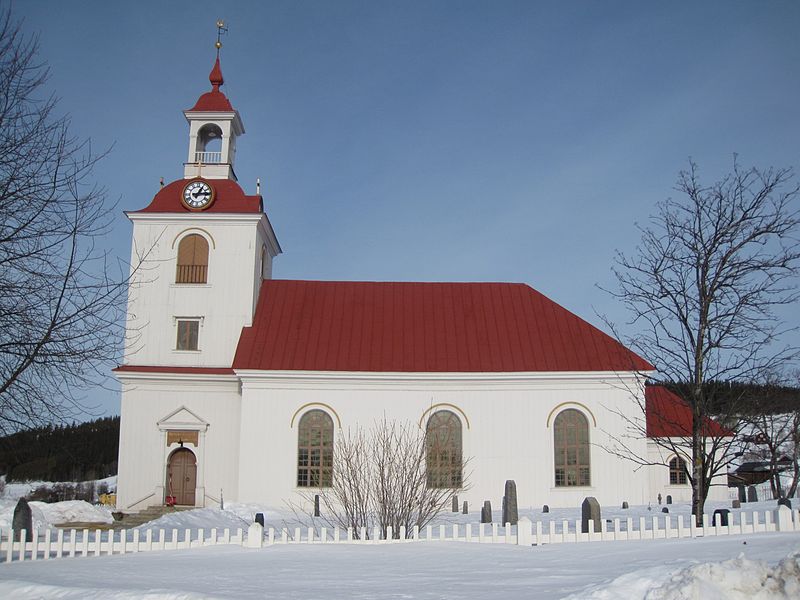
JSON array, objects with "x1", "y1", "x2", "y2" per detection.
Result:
[{"x1": 176, "y1": 319, "x2": 200, "y2": 350}]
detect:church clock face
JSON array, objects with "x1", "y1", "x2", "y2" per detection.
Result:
[{"x1": 182, "y1": 180, "x2": 215, "y2": 210}]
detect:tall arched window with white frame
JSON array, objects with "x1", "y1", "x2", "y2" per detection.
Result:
[
  {"x1": 297, "y1": 410, "x2": 333, "y2": 488},
  {"x1": 426, "y1": 410, "x2": 463, "y2": 489},
  {"x1": 553, "y1": 408, "x2": 591, "y2": 487}
]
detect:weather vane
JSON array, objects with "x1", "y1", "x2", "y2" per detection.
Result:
[{"x1": 215, "y1": 19, "x2": 228, "y2": 55}]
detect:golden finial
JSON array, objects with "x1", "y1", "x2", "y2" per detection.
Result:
[{"x1": 215, "y1": 19, "x2": 227, "y2": 54}]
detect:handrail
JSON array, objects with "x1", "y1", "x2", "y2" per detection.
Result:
[{"x1": 125, "y1": 491, "x2": 155, "y2": 511}]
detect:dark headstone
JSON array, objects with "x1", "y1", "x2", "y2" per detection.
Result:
[
  {"x1": 732, "y1": 499, "x2": 741, "y2": 509},
  {"x1": 502, "y1": 480, "x2": 518, "y2": 525},
  {"x1": 255, "y1": 512, "x2": 265, "y2": 527},
  {"x1": 481, "y1": 501, "x2": 492, "y2": 524},
  {"x1": 661, "y1": 507, "x2": 669, "y2": 513},
  {"x1": 657, "y1": 493, "x2": 662, "y2": 505},
  {"x1": 622, "y1": 501, "x2": 629, "y2": 509},
  {"x1": 314, "y1": 495, "x2": 320, "y2": 517},
  {"x1": 581, "y1": 497, "x2": 601, "y2": 534},
  {"x1": 542, "y1": 504, "x2": 549, "y2": 514},
  {"x1": 747, "y1": 485, "x2": 758, "y2": 503},
  {"x1": 738, "y1": 485, "x2": 747, "y2": 503},
  {"x1": 462, "y1": 501, "x2": 468, "y2": 515},
  {"x1": 778, "y1": 498, "x2": 792, "y2": 509},
  {"x1": 452, "y1": 495, "x2": 459, "y2": 513},
  {"x1": 13, "y1": 498, "x2": 32, "y2": 542},
  {"x1": 666, "y1": 495, "x2": 672, "y2": 505},
  {"x1": 712, "y1": 509, "x2": 730, "y2": 526}
]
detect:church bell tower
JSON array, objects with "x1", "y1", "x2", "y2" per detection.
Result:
[
  {"x1": 183, "y1": 56, "x2": 243, "y2": 181},
  {"x1": 120, "y1": 31, "x2": 281, "y2": 370}
]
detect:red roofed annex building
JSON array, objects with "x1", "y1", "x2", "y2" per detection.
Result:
[{"x1": 114, "y1": 55, "x2": 730, "y2": 513}]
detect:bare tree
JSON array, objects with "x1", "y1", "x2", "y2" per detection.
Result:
[
  {"x1": 297, "y1": 418, "x2": 468, "y2": 539},
  {"x1": 607, "y1": 158, "x2": 800, "y2": 523},
  {"x1": 0, "y1": 9, "x2": 137, "y2": 433}
]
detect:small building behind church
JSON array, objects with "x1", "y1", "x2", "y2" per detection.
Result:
[{"x1": 114, "y1": 54, "x2": 729, "y2": 514}]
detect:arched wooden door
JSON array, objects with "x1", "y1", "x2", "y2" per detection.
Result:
[{"x1": 166, "y1": 448, "x2": 197, "y2": 506}]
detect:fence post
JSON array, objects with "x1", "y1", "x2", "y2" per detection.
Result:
[
  {"x1": 31, "y1": 528, "x2": 39, "y2": 560},
  {"x1": 246, "y1": 522, "x2": 264, "y2": 548},
  {"x1": 517, "y1": 517, "x2": 532, "y2": 546},
  {"x1": 775, "y1": 505, "x2": 793, "y2": 532}
]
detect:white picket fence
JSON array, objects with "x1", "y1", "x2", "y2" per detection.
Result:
[{"x1": 2, "y1": 506, "x2": 799, "y2": 564}]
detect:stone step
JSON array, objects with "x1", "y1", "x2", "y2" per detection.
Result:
[{"x1": 107, "y1": 505, "x2": 196, "y2": 530}]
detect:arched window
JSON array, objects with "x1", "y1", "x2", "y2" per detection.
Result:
[
  {"x1": 426, "y1": 410, "x2": 462, "y2": 488},
  {"x1": 297, "y1": 410, "x2": 333, "y2": 487},
  {"x1": 669, "y1": 456, "x2": 688, "y2": 485},
  {"x1": 196, "y1": 124, "x2": 223, "y2": 163},
  {"x1": 176, "y1": 234, "x2": 209, "y2": 284},
  {"x1": 554, "y1": 409, "x2": 590, "y2": 487}
]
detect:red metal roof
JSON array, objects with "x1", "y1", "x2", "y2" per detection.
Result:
[
  {"x1": 645, "y1": 385, "x2": 732, "y2": 437},
  {"x1": 233, "y1": 280, "x2": 653, "y2": 373},
  {"x1": 187, "y1": 57, "x2": 235, "y2": 112},
  {"x1": 133, "y1": 178, "x2": 262, "y2": 214}
]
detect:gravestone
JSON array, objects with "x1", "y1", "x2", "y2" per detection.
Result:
[
  {"x1": 481, "y1": 501, "x2": 492, "y2": 523},
  {"x1": 622, "y1": 501, "x2": 629, "y2": 509},
  {"x1": 777, "y1": 498, "x2": 792, "y2": 509},
  {"x1": 255, "y1": 512, "x2": 265, "y2": 527},
  {"x1": 462, "y1": 501, "x2": 468, "y2": 515},
  {"x1": 666, "y1": 495, "x2": 672, "y2": 505},
  {"x1": 314, "y1": 495, "x2": 320, "y2": 517},
  {"x1": 657, "y1": 493, "x2": 662, "y2": 505},
  {"x1": 502, "y1": 480, "x2": 518, "y2": 526},
  {"x1": 581, "y1": 497, "x2": 601, "y2": 534},
  {"x1": 738, "y1": 485, "x2": 747, "y2": 503},
  {"x1": 732, "y1": 499, "x2": 741, "y2": 509},
  {"x1": 712, "y1": 509, "x2": 730, "y2": 526},
  {"x1": 661, "y1": 507, "x2": 669, "y2": 513},
  {"x1": 13, "y1": 498, "x2": 32, "y2": 542},
  {"x1": 747, "y1": 485, "x2": 758, "y2": 503},
  {"x1": 542, "y1": 504, "x2": 549, "y2": 514},
  {"x1": 452, "y1": 495, "x2": 459, "y2": 513}
]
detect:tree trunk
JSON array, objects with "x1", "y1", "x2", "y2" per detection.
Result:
[{"x1": 692, "y1": 407, "x2": 705, "y2": 526}]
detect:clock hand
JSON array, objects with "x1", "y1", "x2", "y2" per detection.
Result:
[{"x1": 192, "y1": 189, "x2": 208, "y2": 199}]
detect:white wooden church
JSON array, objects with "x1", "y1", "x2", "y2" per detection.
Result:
[{"x1": 114, "y1": 54, "x2": 729, "y2": 514}]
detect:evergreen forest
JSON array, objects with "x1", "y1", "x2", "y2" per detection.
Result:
[{"x1": 0, "y1": 416, "x2": 119, "y2": 482}]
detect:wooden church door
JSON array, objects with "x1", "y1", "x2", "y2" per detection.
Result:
[{"x1": 167, "y1": 448, "x2": 197, "y2": 505}]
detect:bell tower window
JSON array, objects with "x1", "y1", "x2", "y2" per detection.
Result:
[
  {"x1": 176, "y1": 234, "x2": 209, "y2": 284},
  {"x1": 195, "y1": 124, "x2": 223, "y2": 164}
]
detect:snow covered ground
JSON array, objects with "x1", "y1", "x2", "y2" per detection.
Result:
[
  {"x1": 0, "y1": 531, "x2": 798, "y2": 599},
  {"x1": 2, "y1": 480, "x2": 800, "y2": 598}
]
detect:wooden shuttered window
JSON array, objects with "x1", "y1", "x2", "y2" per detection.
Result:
[{"x1": 176, "y1": 234, "x2": 209, "y2": 284}]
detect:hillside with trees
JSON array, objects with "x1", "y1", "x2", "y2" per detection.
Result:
[{"x1": 0, "y1": 416, "x2": 119, "y2": 482}]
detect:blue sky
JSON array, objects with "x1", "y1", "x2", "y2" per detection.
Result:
[{"x1": 13, "y1": 1, "x2": 800, "y2": 417}]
